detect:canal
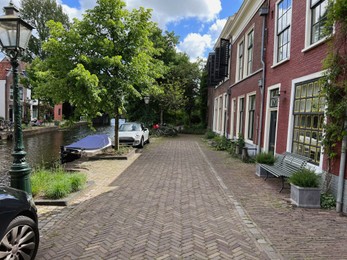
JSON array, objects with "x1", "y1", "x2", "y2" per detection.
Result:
[{"x1": 0, "y1": 124, "x2": 114, "y2": 186}]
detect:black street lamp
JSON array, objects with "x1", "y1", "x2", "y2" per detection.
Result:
[
  {"x1": 0, "y1": 2, "x2": 34, "y2": 194},
  {"x1": 144, "y1": 96, "x2": 150, "y2": 126}
]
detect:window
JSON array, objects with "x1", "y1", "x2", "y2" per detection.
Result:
[
  {"x1": 246, "y1": 30, "x2": 254, "y2": 75},
  {"x1": 238, "y1": 97, "x2": 244, "y2": 134},
  {"x1": 292, "y1": 79, "x2": 325, "y2": 164},
  {"x1": 10, "y1": 86, "x2": 23, "y2": 101},
  {"x1": 238, "y1": 41, "x2": 244, "y2": 80},
  {"x1": 248, "y1": 95, "x2": 256, "y2": 140},
  {"x1": 218, "y1": 96, "x2": 223, "y2": 131},
  {"x1": 310, "y1": 0, "x2": 329, "y2": 44},
  {"x1": 276, "y1": 0, "x2": 292, "y2": 62}
]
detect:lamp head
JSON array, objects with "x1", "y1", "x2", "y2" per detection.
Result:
[{"x1": 0, "y1": 2, "x2": 33, "y2": 55}]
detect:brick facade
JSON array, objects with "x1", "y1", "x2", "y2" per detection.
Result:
[{"x1": 207, "y1": 0, "x2": 347, "y2": 212}]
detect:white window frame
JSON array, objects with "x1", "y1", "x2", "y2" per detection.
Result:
[
  {"x1": 246, "y1": 28, "x2": 254, "y2": 76},
  {"x1": 213, "y1": 98, "x2": 218, "y2": 132},
  {"x1": 222, "y1": 93, "x2": 228, "y2": 136},
  {"x1": 245, "y1": 92, "x2": 256, "y2": 143},
  {"x1": 263, "y1": 84, "x2": 280, "y2": 153},
  {"x1": 218, "y1": 95, "x2": 223, "y2": 133},
  {"x1": 288, "y1": 71, "x2": 326, "y2": 170},
  {"x1": 273, "y1": 0, "x2": 292, "y2": 66},
  {"x1": 236, "y1": 39, "x2": 245, "y2": 82},
  {"x1": 230, "y1": 98, "x2": 237, "y2": 139},
  {"x1": 236, "y1": 95, "x2": 245, "y2": 136},
  {"x1": 303, "y1": 0, "x2": 330, "y2": 51}
]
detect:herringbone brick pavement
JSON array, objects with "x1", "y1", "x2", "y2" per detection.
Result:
[
  {"x1": 36, "y1": 135, "x2": 347, "y2": 259},
  {"x1": 36, "y1": 136, "x2": 277, "y2": 259}
]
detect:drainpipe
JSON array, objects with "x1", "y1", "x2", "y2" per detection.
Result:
[
  {"x1": 336, "y1": 110, "x2": 347, "y2": 213},
  {"x1": 257, "y1": 5, "x2": 269, "y2": 154}
]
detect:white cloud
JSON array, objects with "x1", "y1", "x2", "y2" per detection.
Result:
[
  {"x1": 209, "y1": 18, "x2": 227, "y2": 41},
  {"x1": 177, "y1": 33, "x2": 212, "y2": 61},
  {"x1": 0, "y1": 0, "x2": 226, "y2": 60},
  {"x1": 125, "y1": 0, "x2": 221, "y2": 29},
  {"x1": 177, "y1": 18, "x2": 227, "y2": 61}
]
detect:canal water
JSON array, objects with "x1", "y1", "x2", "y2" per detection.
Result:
[{"x1": 0, "y1": 124, "x2": 114, "y2": 186}]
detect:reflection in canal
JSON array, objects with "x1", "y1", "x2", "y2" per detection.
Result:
[{"x1": 0, "y1": 124, "x2": 114, "y2": 185}]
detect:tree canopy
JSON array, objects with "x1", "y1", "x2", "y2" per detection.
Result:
[
  {"x1": 20, "y1": 0, "x2": 70, "y2": 60},
  {"x1": 28, "y1": 0, "x2": 165, "y2": 147}
]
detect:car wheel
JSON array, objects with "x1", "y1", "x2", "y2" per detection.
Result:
[
  {"x1": 147, "y1": 137, "x2": 150, "y2": 144},
  {"x1": 0, "y1": 215, "x2": 39, "y2": 260},
  {"x1": 138, "y1": 137, "x2": 144, "y2": 148}
]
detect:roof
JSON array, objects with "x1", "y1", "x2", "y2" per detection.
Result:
[
  {"x1": 0, "y1": 57, "x2": 28, "y2": 80},
  {"x1": 0, "y1": 58, "x2": 11, "y2": 80}
]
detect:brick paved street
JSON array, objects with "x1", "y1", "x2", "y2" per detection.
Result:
[{"x1": 36, "y1": 135, "x2": 347, "y2": 259}]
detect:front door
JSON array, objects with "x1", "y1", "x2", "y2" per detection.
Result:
[{"x1": 268, "y1": 111, "x2": 277, "y2": 154}]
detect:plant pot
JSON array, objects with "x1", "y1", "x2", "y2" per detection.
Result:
[
  {"x1": 290, "y1": 184, "x2": 321, "y2": 208},
  {"x1": 255, "y1": 164, "x2": 268, "y2": 177}
]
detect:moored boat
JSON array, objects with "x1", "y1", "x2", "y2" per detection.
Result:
[{"x1": 60, "y1": 134, "x2": 112, "y2": 163}]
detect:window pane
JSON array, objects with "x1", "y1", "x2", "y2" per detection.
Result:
[{"x1": 293, "y1": 79, "x2": 324, "y2": 164}]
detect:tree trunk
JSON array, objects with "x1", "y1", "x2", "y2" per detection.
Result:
[{"x1": 114, "y1": 111, "x2": 119, "y2": 151}]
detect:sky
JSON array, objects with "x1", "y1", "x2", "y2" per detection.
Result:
[{"x1": 1, "y1": 0, "x2": 243, "y2": 61}]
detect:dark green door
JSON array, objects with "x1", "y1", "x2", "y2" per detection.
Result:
[{"x1": 268, "y1": 111, "x2": 277, "y2": 154}]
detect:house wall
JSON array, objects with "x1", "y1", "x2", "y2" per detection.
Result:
[
  {"x1": 228, "y1": 1, "x2": 266, "y2": 146},
  {"x1": 265, "y1": 0, "x2": 328, "y2": 155},
  {"x1": 54, "y1": 104, "x2": 63, "y2": 121}
]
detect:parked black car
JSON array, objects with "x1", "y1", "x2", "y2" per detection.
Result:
[{"x1": 0, "y1": 186, "x2": 39, "y2": 260}]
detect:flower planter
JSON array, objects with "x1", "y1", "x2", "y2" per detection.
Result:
[
  {"x1": 255, "y1": 164, "x2": 268, "y2": 177},
  {"x1": 290, "y1": 184, "x2": 321, "y2": 208}
]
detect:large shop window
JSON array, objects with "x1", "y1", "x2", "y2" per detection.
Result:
[
  {"x1": 277, "y1": 0, "x2": 292, "y2": 62},
  {"x1": 248, "y1": 95, "x2": 256, "y2": 140},
  {"x1": 310, "y1": 0, "x2": 329, "y2": 44},
  {"x1": 292, "y1": 79, "x2": 325, "y2": 164}
]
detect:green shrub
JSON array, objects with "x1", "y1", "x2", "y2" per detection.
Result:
[
  {"x1": 321, "y1": 193, "x2": 336, "y2": 209},
  {"x1": 69, "y1": 174, "x2": 87, "y2": 192},
  {"x1": 236, "y1": 133, "x2": 245, "y2": 149},
  {"x1": 288, "y1": 168, "x2": 320, "y2": 188},
  {"x1": 31, "y1": 166, "x2": 87, "y2": 199},
  {"x1": 204, "y1": 129, "x2": 216, "y2": 139},
  {"x1": 227, "y1": 141, "x2": 237, "y2": 157},
  {"x1": 255, "y1": 152, "x2": 276, "y2": 165},
  {"x1": 45, "y1": 180, "x2": 71, "y2": 199},
  {"x1": 212, "y1": 135, "x2": 231, "y2": 151}
]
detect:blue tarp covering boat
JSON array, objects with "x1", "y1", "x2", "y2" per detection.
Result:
[
  {"x1": 61, "y1": 134, "x2": 112, "y2": 163},
  {"x1": 65, "y1": 134, "x2": 111, "y2": 150}
]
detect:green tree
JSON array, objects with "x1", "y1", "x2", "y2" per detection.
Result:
[
  {"x1": 30, "y1": 0, "x2": 164, "y2": 149},
  {"x1": 20, "y1": 0, "x2": 70, "y2": 60},
  {"x1": 20, "y1": 0, "x2": 70, "y2": 121}
]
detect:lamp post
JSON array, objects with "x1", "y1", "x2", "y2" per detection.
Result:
[
  {"x1": 0, "y1": 2, "x2": 34, "y2": 194},
  {"x1": 144, "y1": 96, "x2": 150, "y2": 126}
]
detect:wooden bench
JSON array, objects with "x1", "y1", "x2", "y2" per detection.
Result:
[{"x1": 260, "y1": 152, "x2": 311, "y2": 192}]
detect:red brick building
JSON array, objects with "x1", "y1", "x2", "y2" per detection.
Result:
[{"x1": 207, "y1": 0, "x2": 347, "y2": 213}]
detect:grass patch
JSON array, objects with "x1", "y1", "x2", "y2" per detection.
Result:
[{"x1": 31, "y1": 166, "x2": 87, "y2": 199}]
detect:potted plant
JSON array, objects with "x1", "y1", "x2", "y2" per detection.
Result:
[
  {"x1": 288, "y1": 168, "x2": 321, "y2": 208},
  {"x1": 255, "y1": 152, "x2": 275, "y2": 177}
]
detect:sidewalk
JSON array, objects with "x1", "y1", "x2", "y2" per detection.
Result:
[{"x1": 36, "y1": 135, "x2": 347, "y2": 259}]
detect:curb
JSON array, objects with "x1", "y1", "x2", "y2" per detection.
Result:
[{"x1": 34, "y1": 181, "x2": 95, "y2": 206}]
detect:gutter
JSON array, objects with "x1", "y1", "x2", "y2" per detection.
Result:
[
  {"x1": 336, "y1": 109, "x2": 347, "y2": 213},
  {"x1": 257, "y1": 4, "x2": 268, "y2": 154}
]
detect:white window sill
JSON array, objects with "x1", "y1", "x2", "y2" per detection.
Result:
[
  {"x1": 271, "y1": 58, "x2": 290, "y2": 69},
  {"x1": 302, "y1": 37, "x2": 329, "y2": 53}
]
